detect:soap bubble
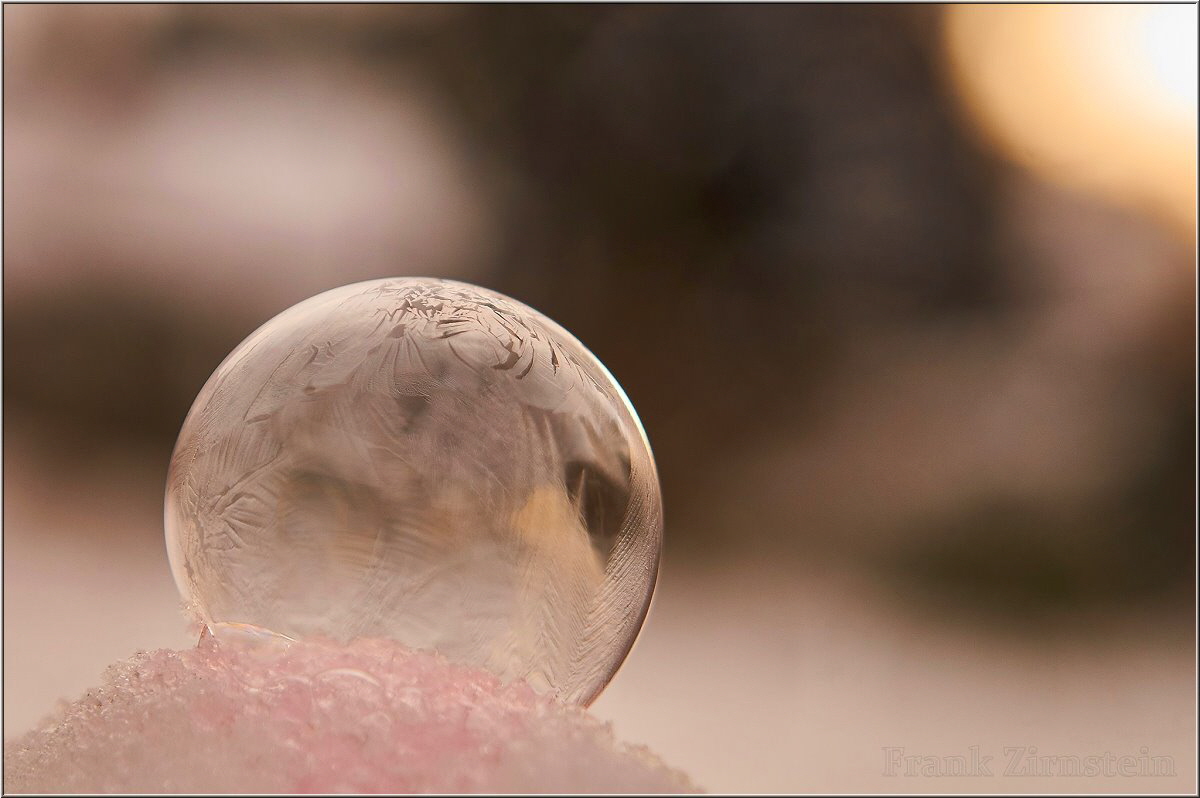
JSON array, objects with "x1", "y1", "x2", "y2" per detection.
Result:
[{"x1": 165, "y1": 278, "x2": 662, "y2": 705}]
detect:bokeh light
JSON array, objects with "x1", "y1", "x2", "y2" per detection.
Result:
[{"x1": 943, "y1": 4, "x2": 1197, "y2": 233}]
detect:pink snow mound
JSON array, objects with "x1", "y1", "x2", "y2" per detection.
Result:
[{"x1": 3, "y1": 633, "x2": 697, "y2": 793}]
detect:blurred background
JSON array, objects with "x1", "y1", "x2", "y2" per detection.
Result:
[{"x1": 3, "y1": 3, "x2": 1195, "y2": 792}]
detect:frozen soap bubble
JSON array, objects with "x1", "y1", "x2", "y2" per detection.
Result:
[{"x1": 165, "y1": 278, "x2": 662, "y2": 706}]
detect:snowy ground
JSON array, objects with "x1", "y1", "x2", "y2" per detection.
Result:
[{"x1": 4, "y1": 431, "x2": 1194, "y2": 792}]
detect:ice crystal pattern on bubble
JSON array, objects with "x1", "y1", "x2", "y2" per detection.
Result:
[{"x1": 165, "y1": 278, "x2": 662, "y2": 705}]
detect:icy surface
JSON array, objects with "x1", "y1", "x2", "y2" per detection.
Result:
[
  {"x1": 3, "y1": 634, "x2": 696, "y2": 793},
  {"x1": 165, "y1": 278, "x2": 663, "y2": 706}
]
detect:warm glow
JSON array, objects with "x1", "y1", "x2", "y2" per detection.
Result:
[{"x1": 943, "y1": 4, "x2": 1197, "y2": 234}]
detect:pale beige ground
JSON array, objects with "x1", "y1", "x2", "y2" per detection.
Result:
[{"x1": 3, "y1": 428, "x2": 1195, "y2": 793}]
